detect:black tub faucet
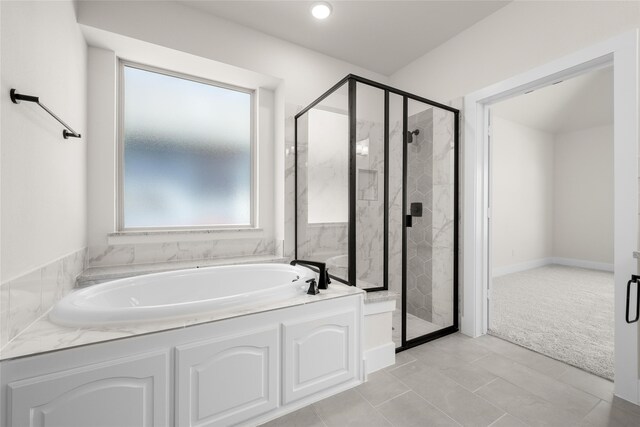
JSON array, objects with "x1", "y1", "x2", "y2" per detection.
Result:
[{"x1": 290, "y1": 260, "x2": 331, "y2": 290}]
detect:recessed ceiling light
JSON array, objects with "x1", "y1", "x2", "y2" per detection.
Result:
[{"x1": 311, "y1": 2, "x2": 332, "y2": 20}]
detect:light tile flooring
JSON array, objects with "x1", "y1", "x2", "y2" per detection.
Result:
[{"x1": 261, "y1": 333, "x2": 640, "y2": 427}]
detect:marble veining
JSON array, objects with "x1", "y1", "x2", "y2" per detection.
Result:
[
  {"x1": 78, "y1": 255, "x2": 287, "y2": 286},
  {"x1": 86, "y1": 238, "x2": 277, "y2": 268},
  {"x1": 1, "y1": 248, "x2": 87, "y2": 348},
  {"x1": 406, "y1": 108, "x2": 434, "y2": 321}
]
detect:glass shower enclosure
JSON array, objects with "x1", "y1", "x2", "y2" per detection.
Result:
[{"x1": 295, "y1": 75, "x2": 458, "y2": 351}]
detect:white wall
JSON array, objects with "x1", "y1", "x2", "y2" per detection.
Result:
[
  {"x1": 554, "y1": 125, "x2": 614, "y2": 264},
  {"x1": 1, "y1": 1, "x2": 87, "y2": 282},
  {"x1": 491, "y1": 118, "x2": 614, "y2": 274},
  {"x1": 491, "y1": 117, "x2": 555, "y2": 271},
  {"x1": 77, "y1": 1, "x2": 388, "y2": 107},
  {"x1": 390, "y1": 1, "x2": 640, "y2": 102}
]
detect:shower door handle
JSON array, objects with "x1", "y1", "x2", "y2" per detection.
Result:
[
  {"x1": 406, "y1": 215, "x2": 413, "y2": 227},
  {"x1": 406, "y1": 203, "x2": 423, "y2": 228},
  {"x1": 626, "y1": 275, "x2": 640, "y2": 323}
]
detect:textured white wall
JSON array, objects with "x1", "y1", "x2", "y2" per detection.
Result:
[
  {"x1": 491, "y1": 117, "x2": 555, "y2": 270},
  {"x1": 554, "y1": 125, "x2": 614, "y2": 264},
  {"x1": 1, "y1": 1, "x2": 87, "y2": 282}
]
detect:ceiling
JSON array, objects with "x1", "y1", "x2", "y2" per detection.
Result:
[
  {"x1": 180, "y1": 1, "x2": 510, "y2": 75},
  {"x1": 491, "y1": 67, "x2": 613, "y2": 134}
]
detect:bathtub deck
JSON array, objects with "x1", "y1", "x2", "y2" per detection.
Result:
[{"x1": 0, "y1": 282, "x2": 364, "y2": 361}]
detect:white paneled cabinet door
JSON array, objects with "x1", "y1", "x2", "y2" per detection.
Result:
[
  {"x1": 282, "y1": 309, "x2": 357, "y2": 404},
  {"x1": 8, "y1": 350, "x2": 170, "y2": 427},
  {"x1": 175, "y1": 326, "x2": 279, "y2": 427}
]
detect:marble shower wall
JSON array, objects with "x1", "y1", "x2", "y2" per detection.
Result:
[
  {"x1": 294, "y1": 103, "x2": 350, "y2": 281},
  {"x1": 431, "y1": 108, "x2": 456, "y2": 327},
  {"x1": 290, "y1": 90, "x2": 455, "y2": 311},
  {"x1": 0, "y1": 248, "x2": 86, "y2": 348},
  {"x1": 388, "y1": 94, "x2": 404, "y2": 297},
  {"x1": 284, "y1": 103, "x2": 302, "y2": 260},
  {"x1": 293, "y1": 97, "x2": 391, "y2": 287},
  {"x1": 354, "y1": 117, "x2": 385, "y2": 288},
  {"x1": 406, "y1": 109, "x2": 434, "y2": 321},
  {"x1": 404, "y1": 106, "x2": 456, "y2": 328}
]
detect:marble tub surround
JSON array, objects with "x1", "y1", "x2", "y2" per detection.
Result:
[
  {"x1": 86, "y1": 237, "x2": 279, "y2": 268},
  {"x1": 0, "y1": 282, "x2": 363, "y2": 361},
  {"x1": 0, "y1": 248, "x2": 87, "y2": 348},
  {"x1": 78, "y1": 254, "x2": 287, "y2": 286}
]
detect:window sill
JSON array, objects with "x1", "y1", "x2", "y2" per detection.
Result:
[{"x1": 107, "y1": 228, "x2": 265, "y2": 245}]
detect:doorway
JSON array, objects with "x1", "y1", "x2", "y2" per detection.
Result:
[
  {"x1": 487, "y1": 66, "x2": 614, "y2": 379},
  {"x1": 463, "y1": 31, "x2": 639, "y2": 404}
]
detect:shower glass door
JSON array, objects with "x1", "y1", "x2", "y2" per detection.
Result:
[
  {"x1": 402, "y1": 98, "x2": 457, "y2": 345},
  {"x1": 294, "y1": 75, "x2": 459, "y2": 351}
]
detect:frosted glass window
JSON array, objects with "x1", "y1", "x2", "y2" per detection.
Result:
[{"x1": 121, "y1": 64, "x2": 253, "y2": 229}]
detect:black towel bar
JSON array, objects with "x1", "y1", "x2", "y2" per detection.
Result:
[{"x1": 10, "y1": 88, "x2": 81, "y2": 139}]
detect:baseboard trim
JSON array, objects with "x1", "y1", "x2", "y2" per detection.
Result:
[
  {"x1": 364, "y1": 342, "x2": 395, "y2": 374},
  {"x1": 552, "y1": 257, "x2": 614, "y2": 272},
  {"x1": 493, "y1": 258, "x2": 553, "y2": 277},
  {"x1": 493, "y1": 257, "x2": 614, "y2": 277}
]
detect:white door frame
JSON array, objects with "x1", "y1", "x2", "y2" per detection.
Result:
[{"x1": 462, "y1": 30, "x2": 639, "y2": 404}]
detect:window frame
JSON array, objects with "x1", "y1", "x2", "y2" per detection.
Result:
[{"x1": 116, "y1": 59, "x2": 257, "y2": 232}]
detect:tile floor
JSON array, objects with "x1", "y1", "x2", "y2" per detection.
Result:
[{"x1": 261, "y1": 333, "x2": 640, "y2": 427}]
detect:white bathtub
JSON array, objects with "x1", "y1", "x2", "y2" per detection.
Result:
[{"x1": 49, "y1": 263, "x2": 316, "y2": 327}]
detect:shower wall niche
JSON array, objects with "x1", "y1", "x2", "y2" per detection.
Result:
[{"x1": 295, "y1": 75, "x2": 458, "y2": 350}]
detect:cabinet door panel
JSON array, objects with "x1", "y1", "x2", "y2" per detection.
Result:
[
  {"x1": 8, "y1": 351, "x2": 169, "y2": 427},
  {"x1": 176, "y1": 326, "x2": 278, "y2": 427},
  {"x1": 283, "y1": 310, "x2": 357, "y2": 404}
]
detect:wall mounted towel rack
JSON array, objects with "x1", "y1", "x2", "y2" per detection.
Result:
[{"x1": 10, "y1": 89, "x2": 81, "y2": 139}]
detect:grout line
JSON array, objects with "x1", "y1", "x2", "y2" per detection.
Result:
[
  {"x1": 487, "y1": 413, "x2": 508, "y2": 427},
  {"x1": 372, "y1": 390, "x2": 412, "y2": 408},
  {"x1": 470, "y1": 354, "x2": 490, "y2": 365},
  {"x1": 489, "y1": 375, "x2": 592, "y2": 423},
  {"x1": 410, "y1": 388, "x2": 464, "y2": 426},
  {"x1": 311, "y1": 402, "x2": 329, "y2": 427},
  {"x1": 390, "y1": 371, "x2": 464, "y2": 426},
  {"x1": 475, "y1": 377, "x2": 499, "y2": 392},
  {"x1": 2, "y1": 306, "x2": 54, "y2": 351},
  {"x1": 385, "y1": 358, "x2": 417, "y2": 373},
  {"x1": 475, "y1": 348, "x2": 607, "y2": 411},
  {"x1": 373, "y1": 403, "x2": 396, "y2": 427}
]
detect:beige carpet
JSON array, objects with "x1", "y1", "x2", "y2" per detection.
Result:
[{"x1": 490, "y1": 264, "x2": 614, "y2": 379}]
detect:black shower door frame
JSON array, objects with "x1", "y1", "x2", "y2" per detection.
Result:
[{"x1": 294, "y1": 74, "x2": 460, "y2": 351}]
